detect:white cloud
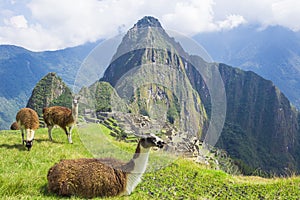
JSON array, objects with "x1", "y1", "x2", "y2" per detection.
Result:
[
  {"x1": 0, "y1": 0, "x2": 299, "y2": 51},
  {"x1": 213, "y1": 0, "x2": 300, "y2": 30},
  {"x1": 272, "y1": 0, "x2": 300, "y2": 31},
  {"x1": 0, "y1": 23, "x2": 63, "y2": 50},
  {"x1": 161, "y1": 0, "x2": 217, "y2": 34},
  {"x1": 24, "y1": 0, "x2": 146, "y2": 50},
  {"x1": 217, "y1": 15, "x2": 246, "y2": 30},
  {"x1": 4, "y1": 15, "x2": 28, "y2": 28}
]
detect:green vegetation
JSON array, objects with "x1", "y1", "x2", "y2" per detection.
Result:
[
  {"x1": 1, "y1": 124, "x2": 300, "y2": 199},
  {"x1": 94, "y1": 82, "x2": 114, "y2": 112},
  {"x1": 129, "y1": 84, "x2": 182, "y2": 125},
  {"x1": 2, "y1": 16, "x2": 300, "y2": 178},
  {"x1": 212, "y1": 64, "x2": 300, "y2": 176},
  {"x1": 26, "y1": 72, "x2": 73, "y2": 116},
  {"x1": 0, "y1": 128, "x2": 90, "y2": 199},
  {"x1": 79, "y1": 81, "x2": 116, "y2": 113}
]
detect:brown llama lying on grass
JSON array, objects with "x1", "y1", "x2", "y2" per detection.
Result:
[
  {"x1": 16, "y1": 108, "x2": 39, "y2": 150},
  {"x1": 47, "y1": 134, "x2": 165, "y2": 198},
  {"x1": 43, "y1": 97, "x2": 79, "y2": 143}
]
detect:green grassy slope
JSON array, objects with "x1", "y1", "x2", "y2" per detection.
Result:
[{"x1": 0, "y1": 124, "x2": 299, "y2": 199}]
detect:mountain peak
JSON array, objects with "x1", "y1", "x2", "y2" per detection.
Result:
[
  {"x1": 134, "y1": 16, "x2": 162, "y2": 29},
  {"x1": 26, "y1": 72, "x2": 73, "y2": 116}
]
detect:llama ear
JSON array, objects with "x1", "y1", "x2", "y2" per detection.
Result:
[{"x1": 72, "y1": 95, "x2": 80, "y2": 100}]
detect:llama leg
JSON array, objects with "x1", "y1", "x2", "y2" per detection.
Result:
[
  {"x1": 48, "y1": 126, "x2": 54, "y2": 141},
  {"x1": 21, "y1": 129, "x2": 25, "y2": 145},
  {"x1": 68, "y1": 125, "x2": 74, "y2": 144},
  {"x1": 64, "y1": 127, "x2": 73, "y2": 144}
]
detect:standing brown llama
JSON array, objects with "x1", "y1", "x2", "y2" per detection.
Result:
[
  {"x1": 16, "y1": 108, "x2": 39, "y2": 150},
  {"x1": 43, "y1": 96, "x2": 80, "y2": 143}
]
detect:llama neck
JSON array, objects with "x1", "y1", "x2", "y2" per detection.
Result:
[
  {"x1": 26, "y1": 129, "x2": 35, "y2": 141},
  {"x1": 124, "y1": 143, "x2": 151, "y2": 195},
  {"x1": 72, "y1": 103, "x2": 78, "y2": 121}
]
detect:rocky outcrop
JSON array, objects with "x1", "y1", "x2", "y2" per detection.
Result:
[
  {"x1": 26, "y1": 72, "x2": 72, "y2": 116},
  {"x1": 98, "y1": 16, "x2": 300, "y2": 175},
  {"x1": 100, "y1": 16, "x2": 207, "y2": 139},
  {"x1": 186, "y1": 58, "x2": 300, "y2": 174}
]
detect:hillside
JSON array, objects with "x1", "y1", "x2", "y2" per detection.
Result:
[
  {"x1": 194, "y1": 25, "x2": 300, "y2": 109},
  {"x1": 98, "y1": 16, "x2": 300, "y2": 175},
  {"x1": 78, "y1": 81, "x2": 115, "y2": 113},
  {"x1": 217, "y1": 64, "x2": 299, "y2": 174},
  {"x1": 0, "y1": 124, "x2": 300, "y2": 199},
  {"x1": 2, "y1": 16, "x2": 300, "y2": 176},
  {"x1": 0, "y1": 43, "x2": 96, "y2": 130},
  {"x1": 26, "y1": 72, "x2": 73, "y2": 116},
  {"x1": 186, "y1": 56, "x2": 300, "y2": 174},
  {"x1": 100, "y1": 16, "x2": 207, "y2": 141}
]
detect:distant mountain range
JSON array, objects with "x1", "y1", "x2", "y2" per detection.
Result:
[
  {"x1": 0, "y1": 43, "x2": 96, "y2": 129},
  {"x1": 1, "y1": 16, "x2": 300, "y2": 175},
  {"x1": 194, "y1": 25, "x2": 300, "y2": 109}
]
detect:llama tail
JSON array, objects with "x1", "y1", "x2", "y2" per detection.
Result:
[{"x1": 43, "y1": 107, "x2": 48, "y2": 114}]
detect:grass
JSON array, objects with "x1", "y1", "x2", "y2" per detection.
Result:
[
  {"x1": 0, "y1": 123, "x2": 300, "y2": 199},
  {"x1": 0, "y1": 127, "x2": 92, "y2": 200}
]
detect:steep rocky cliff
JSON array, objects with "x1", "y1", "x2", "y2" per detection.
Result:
[
  {"x1": 217, "y1": 64, "x2": 299, "y2": 174},
  {"x1": 26, "y1": 72, "x2": 73, "y2": 116},
  {"x1": 186, "y1": 55, "x2": 300, "y2": 174},
  {"x1": 78, "y1": 81, "x2": 115, "y2": 113},
  {"x1": 95, "y1": 16, "x2": 300, "y2": 175},
  {"x1": 100, "y1": 16, "x2": 207, "y2": 138}
]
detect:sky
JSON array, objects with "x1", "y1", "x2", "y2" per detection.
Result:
[{"x1": 0, "y1": 0, "x2": 300, "y2": 51}]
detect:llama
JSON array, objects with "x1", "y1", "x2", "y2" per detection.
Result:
[
  {"x1": 43, "y1": 96, "x2": 80, "y2": 143},
  {"x1": 10, "y1": 121, "x2": 19, "y2": 130},
  {"x1": 16, "y1": 108, "x2": 39, "y2": 150},
  {"x1": 47, "y1": 134, "x2": 165, "y2": 198}
]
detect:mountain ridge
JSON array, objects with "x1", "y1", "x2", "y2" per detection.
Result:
[
  {"x1": 1, "y1": 16, "x2": 300, "y2": 175},
  {"x1": 99, "y1": 16, "x2": 300, "y2": 175},
  {"x1": 26, "y1": 72, "x2": 73, "y2": 117},
  {"x1": 194, "y1": 25, "x2": 300, "y2": 109},
  {"x1": 101, "y1": 17, "x2": 207, "y2": 137},
  {"x1": 0, "y1": 42, "x2": 96, "y2": 129}
]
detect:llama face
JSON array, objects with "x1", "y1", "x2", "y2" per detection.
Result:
[
  {"x1": 73, "y1": 96, "x2": 80, "y2": 105},
  {"x1": 25, "y1": 140, "x2": 33, "y2": 150},
  {"x1": 141, "y1": 134, "x2": 165, "y2": 149},
  {"x1": 25, "y1": 129, "x2": 35, "y2": 151}
]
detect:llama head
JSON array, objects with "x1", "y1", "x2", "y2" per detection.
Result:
[
  {"x1": 72, "y1": 96, "x2": 80, "y2": 106},
  {"x1": 25, "y1": 140, "x2": 33, "y2": 151},
  {"x1": 140, "y1": 134, "x2": 165, "y2": 149}
]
